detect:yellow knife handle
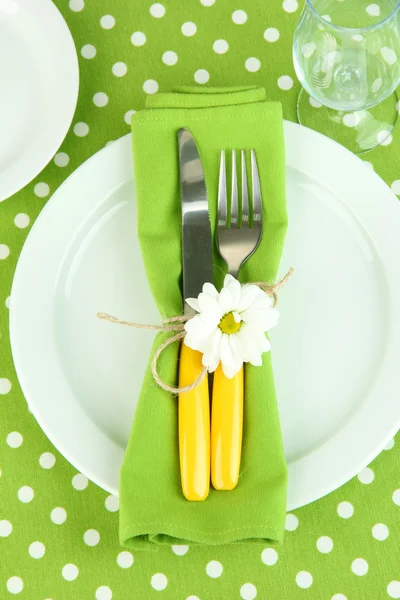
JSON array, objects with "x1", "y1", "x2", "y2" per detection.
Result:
[
  {"x1": 178, "y1": 343, "x2": 210, "y2": 501},
  {"x1": 211, "y1": 364, "x2": 244, "y2": 490}
]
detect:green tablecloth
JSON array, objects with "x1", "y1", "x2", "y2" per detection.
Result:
[{"x1": 1, "y1": 1, "x2": 399, "y2": 598}]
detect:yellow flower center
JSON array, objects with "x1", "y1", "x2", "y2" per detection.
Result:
[{"x1": 219, "y1": 312, "x2": 242, "y2": 335}]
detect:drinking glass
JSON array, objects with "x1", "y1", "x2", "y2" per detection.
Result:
[{"x1": 293, "y1": 0, "x2": 400, "y2": 153}]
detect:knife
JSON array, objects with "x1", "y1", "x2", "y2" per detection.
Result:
[{"x1": 178, "y1": 128, "x2": 213, "y2": 502}]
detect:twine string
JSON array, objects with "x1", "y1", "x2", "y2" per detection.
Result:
[{"x1": 97, "y1": 268, "x2": 293, "y2": 394}]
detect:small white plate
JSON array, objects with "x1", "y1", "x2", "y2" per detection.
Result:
[
  {"x1": 10, "y1": 124, "x2": 400, "y2": 510},
  {"x1": 0, "y1": 0, "x2": 79, "y2": 201}
]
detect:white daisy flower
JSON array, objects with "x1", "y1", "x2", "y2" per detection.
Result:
[{"x1": 184, "y1": 274, "x2": 279, "y2": 378}]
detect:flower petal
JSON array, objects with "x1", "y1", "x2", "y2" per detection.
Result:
[
  {"x1": 235, "y1": 327, "x2": 264, "y2": 365},
  {"x1": 224, "y1": 274, "x2": 241, "y2": 306},
  {"x1": 242, "y1": 307, "x2": 279, "y2": 331},
  {"x1": 220, "y1": 334, "x2": 243, "y2": 378},
  {"x1": 218, "y1": 287, "x2": 234, "y2": 313},
  {"x1": 249, "y1": 290, "x2": 273, "y2": 310},
  {"x1": 202, "y1": 329, "x2": 222, "y2": 373},
  {"x1": 185, "y1": 297, "x2": 201, "y2": 312},
  {"x1": 184, "y1": 316, "x2": 217, "y2": 352},
  {"x1": 198, "y1": 292, "x2": 221, "y2": 316},
  {"x1": 202, "y1": 282, "x2": 218, "y2": 299},
  {"x1": 237, "y1": 284, "x2": 262, "y2": 312}
]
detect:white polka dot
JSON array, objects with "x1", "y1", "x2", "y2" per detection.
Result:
[
  {"x1": 302, "y1": 42, "x2": 316, "y2": 58},
  {"x1": 393, "y1": 489, "x2": 400, "y2": 505},
  {"x1": 261, "y1": 548, "x2": 278, "y2": 565},
  {"x1": 34, "y1": 182, "x2": 49, "y2": 197},
  {"x1": 285, "y1": 513, "x2": 299, "y2": 531},
  {"x1": 29, "y1": 541, "x2": 45, "y2": 559},
  {"x1": 151, "y1": 573, "x2": 168, "y2": 590},
  {"x1": 73, "y1": 122, "x2": 89, "y2": 137},
  {"x1": 0, "y1": 520, "x2": 12, "y2": 537},
  {"x1": 105, "y1": 495, "x2": 119, "y2": 512},
  {"x1": 72, "y1": 473, "x2": 88, "y2": 490},
  {"x1": 278, "y1": 75, "x2": 294, "y2": 90},
  {"x1": 331, "y1": 595, "x2": 347, "y2": 600},
  {"x1": 342, "y1": 112, "x2": 360, "y2": 127},
  {"x1": 351, "y1": 558, "x2": 368, "y2": 575},
  {"x1": 54, "y1": 152, "x2": 70, "y2": 167},
  {"x1": 84, "y1": 529, "x2": 100, "y2": 546},
  {"x1": 283, "y1": 0, "x2": 298, "y2": 13},
  {"x1": 240, "y1": 583, "x2": 257, "y2": 600},
  {"x1": 95, "y1": 586, "x2": 112, "y2": 600},
  {"x1": 377, "y1": 130, "x2": 392, "y2": 145},
  {"x1": 81, "y1": 44, "x2": 96, "y2": 58},
  {"x1": 372, "y1": 523, "x2": 389, "y2": 540},
  {"x1": 200, "y1": 0, "x2": 215, "y2": 5},
  {"x1": 18, "y1": 486, "x2": 34, "y2": 502},
  {"x1": 39, "y1": 452, "x2": 56, "y2": 469},
  {"x1": 366, "y1": 3, "x2": 380, "y2": 16},
  {"x1": 172, "y1": 545, "x2": 189, "y2": 555},
  {"x1": 391, "y1": 181, "x2": 400, "y2": 195},
  {"x1": 232, "y1": 9, "x2": 247, "y2": 24},
  {"x1": 322, "y1": 14, "x2": 331, "y2": 21},
  {"x1": 264, "y1": 27, "x2": 280, "y2": 42},
  {"x1": 213, "y1": 39, "x2": 229, "y2": 54},
  {"x1": 5, "y1": 296, "x2": 10, "y2": 308},
  {"x1": 124, "y1": 110, "x2": 136, "y2": 125},
  {"x1": 106, "y1": 140, "x2": 114, "y2": 146},
  {"x1": 62, "y1": 564, "x2": 79, "y2": 581},
  {"x1": 316, "y1": 536, "x2": 334, "y2": 553},
  {"x1": 384, "y1": 438, "x2": 395, "y2": 450},
  {"x1": 372, "y1": 77, "x2": 382, "y2": 93},
  {"x1": 186, "y1": 597, "x2": 200, "y2": 600},
  {"x1": 364, "y1": 161, "x2": 374, "y2": 170},
  {"x1": 182, "y1": 22, "x2": 197, "y2": 36},
  {"x1": 337, "y1": 501, "x2": 354, "y2": 518},
  {"x1": 7, "y1": 432, "x2": 23, "y2": 448},
  {"x1": 7, "y1": 577, "x2": 23, "y2": 594},
  {"x1": 194, "y1": 69, "x2": 210, "y2": 84},
  {"x1": 131, "y1": 31, "x2": 146, "y2": 46},
  {"x1": 397, "y1": 100, "x2": 400, "y2": 113},
  {"x1": 117, "y1": 551, "x2": 134, "y2": 568},
  {"x1": 0, "y1": 378, "x2": 12, "y2": 394},
  {"x1": 51, "y1": 507, "x2": 67, "y2": 524},
  {"x1": 381, "y1": 46, "x2": 397, "y2": 66},
  {"x1": 150, "y1": 3, "x2": 165, "y2": 17},
  {"x1": 14, "y1": 213, "x2": 30, "y2": 228},
  {"x1": 206, "y1": 560, "x2": 223, "y2": 578},
  {"x1": 162, "y1": 51, "x2": 178, "y2": 65},
  {"x1": 387, "y1": 581, "x2": 400, "y2": 599},
  {"x1": 352, "y1": 34, "x2": 364, "y2": 42},
  {"x1": 93, "y1": 92, "x2": 109, "y2": 107},
  {"x1": 296, "y1": 571, "x2": 313, "y2": 589},
  {"x1": 357, "y1": 467, "x2": 375, "y2": 484},
  {"x1": 143, "y1": 79, "x2": 159, "y2": 94},
  {"x1": 69, "y1": 0, "x2": 84, "y2": 11},
  {"x1": 100, "y1": 15, "x2": 115, "y2": 29},
  {"x1": 245, "y1": 57, "x2": 261, "y2": 72},
  {"x1": 112, "y1": 62, "x2": 127, "y2": 77}
]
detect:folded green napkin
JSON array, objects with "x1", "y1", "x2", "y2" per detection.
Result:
[{"x1": 120, "y1": 87, "x2": 288, "y2": 548}]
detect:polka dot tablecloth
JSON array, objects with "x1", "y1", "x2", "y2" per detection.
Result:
[{"x1": 1, "y1": 1, "x2": 400, "y2": 598}]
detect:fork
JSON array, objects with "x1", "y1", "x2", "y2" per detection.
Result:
[{"x1": 211, "y1": 148, "x2": 263, "y2": 490}]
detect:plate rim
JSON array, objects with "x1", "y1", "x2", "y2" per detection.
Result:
[
  {"x1": 10, "y1": 123, "x2": 400, "y2": 509},
  {"x1": 0, "y1": 0, "x2": 79, "y2": 201}
]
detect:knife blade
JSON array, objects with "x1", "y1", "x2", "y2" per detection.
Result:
[{"x1": 178, "y1": 128, "x2": 212, "y2": 502}]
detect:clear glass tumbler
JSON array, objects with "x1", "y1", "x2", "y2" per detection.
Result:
[{"x1": 293, "y1": 0, "x2": 400, "y2": 153}]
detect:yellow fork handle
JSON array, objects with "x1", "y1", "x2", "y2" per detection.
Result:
[
  {"x1": 178, "y1": 343, "x2": 210, "y2": 501},
  {"x1": 211, "y1": 365, "x2": 244, "y2": 490}
]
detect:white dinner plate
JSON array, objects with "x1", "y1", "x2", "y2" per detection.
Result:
[
  {"x1": 0, "y1": 0, "x2": 79, "y2": 201},
  {"x1": 10, "y1": 123, "x2": 400, "y2": 510}
]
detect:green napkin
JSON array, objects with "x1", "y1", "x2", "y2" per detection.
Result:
[{"x1": 120, "y1": 87, "x2": 288, "y2": 549}]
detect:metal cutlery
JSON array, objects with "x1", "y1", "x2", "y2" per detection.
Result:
[{"x1": 211, "y1": 148, "x2": 263, "y2": 490}]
